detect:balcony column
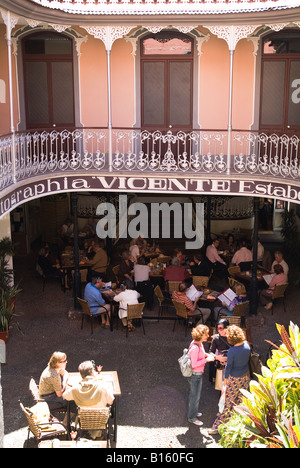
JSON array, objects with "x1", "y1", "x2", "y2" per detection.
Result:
[
  {"x1": 250, "y1": 198, "x2": 260, "y2": 316},
  {"x1": 1, "y1": 10, "x2": 19, "y2": 183},
  {"x1": 81, "y1": 26, "x2": 132, "y2": 171}
]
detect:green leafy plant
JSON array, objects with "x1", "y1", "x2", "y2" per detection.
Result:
[
  {"x1": 0, "y1": 237, "x2": 22, "y2": 333},
  {"x1": 218, "y1": 322, "x2": 300, "y2": 448}
]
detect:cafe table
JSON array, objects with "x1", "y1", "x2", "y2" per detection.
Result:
[{"x1": 66, "y1": 371, "x2": 121, "y2": 444}]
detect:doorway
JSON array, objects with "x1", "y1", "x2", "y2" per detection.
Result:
[
  {"x1": 22, "y1": 31, "x2": 75, "y2": 129},
  {"x1": 141, "y1": 31, "x2": 193, "y2": 133},
  {"x1": 260, "y1": 29, "x2": 300, "y2": 137}
]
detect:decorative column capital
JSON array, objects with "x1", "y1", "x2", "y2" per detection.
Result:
[
  {"x1": 82, "y1": 25, "x2": 133, "y2": 51},
  {"x1": 206, "y1": 25, "x2": 258, "y2": 51}
]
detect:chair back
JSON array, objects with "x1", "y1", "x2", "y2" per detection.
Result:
[
  {"x1": 77, "y1": 406, "x2": 110, "y2": 431},
  {"x1": 127, "y1": 303, "x2": 146, "y2": 321},
  {"x1": 154, "y1": 285, "x2": 164, "y2": 305},
  {"x1": 158, "y1": 256, "x2": 171, "y2": 265},
  {"x1": 226, "y1": 316, "x2": 242, "y2": 327},
  {"x1": 192, "y1": 276, "x2": 209, "y2": 288},
  {"x1": 20, "y1": 402, "x2": 43, "y2": 439},
  {"x1": 77, "y1": 297, "x2": 93, "y2": 317},
  {"x1": 172, "y1": 300, "x2": 188, "y2": 319},
  {"x1": 233, "y1": 300, "x2": 249, "y2": 317},
  {"x1": 272, "y1": 283, "x2": 288, "y2": 299},
  {"x1": 228, "y1": 266, "x2": 241, "y2": 276},
  {"x1": 112, "y1": 265, "x2": 120, "y2": 281},
  {"x1": 168, "y1": 281, "x2": 181, "y2": 293},
  {"x1": 29, "y1": 378, "x2": 40, "y2": 402}
]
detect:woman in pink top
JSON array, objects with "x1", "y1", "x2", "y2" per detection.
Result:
[
  {"x1": 260, "y1": 264, "x2": 288, "y2": 310},
  {"x1": 187, "y1": 325, "x2": 214, "y2": 425}
]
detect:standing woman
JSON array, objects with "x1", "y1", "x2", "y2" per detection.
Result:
[
  {"x1": 208, "y1": 326, "x2": 250, "y2": 434},
  {"x1": 187, "y1": 325, "x2": 214, "y2": 426}
]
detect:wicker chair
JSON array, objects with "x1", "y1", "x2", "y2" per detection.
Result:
[
  {"x1": 228, "y1": 265, "x2": 241, "y2": 277},
  {"x1": 271, "y1": 283, "x2": 288, "y2": 315},
  {"x1": 76, "y1": 406, "x2": 111, "y2": 445},
  {"x1": 126, "y1": 302, "x2": 146, "y2": 337},
  {"x1": 20, "y1": 401, "x2": 67, "y2": 447},
  {"x1": 192, "y1": 275, "x2": 210, "y2": 288},
  {"x1": 167, "y1": 281, "x2": 181, "y2": 294},
  {"x1": 172, "y1": 301, "x2": 190, "y2": 336},
  {"x1": 77, "y1": 297, "x2": 109, "y2": 334},
  {"x1": 218, "y1": 300, "x2": 249, "y2": 327},
  {"x1": 154, "y1": 285, "x2": 174, "y2": 316},
  {"x1": 29, "y1": 377, "x2": 67, "y2": 418}
]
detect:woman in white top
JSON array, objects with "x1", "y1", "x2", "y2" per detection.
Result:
[{"x1": 113, "y1": 287, "x2": 141, "y2": 330}]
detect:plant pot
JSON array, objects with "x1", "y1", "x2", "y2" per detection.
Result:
[{"x1": 0, "y1": 331, "x2": 9, "y2": 343}]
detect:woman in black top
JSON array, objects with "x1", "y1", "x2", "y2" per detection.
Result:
[{"x1": 209, "y1": 319, "x2": 231, "y2": 384}]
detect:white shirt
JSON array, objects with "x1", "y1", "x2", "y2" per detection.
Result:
[
  {"x1": 113, "y1": 289, "x2": 140, "y2": 319},
  {"x1": 206, "y1": 244, "x2": 226, "y2": 265},
  {"x1": 134, "y1": 264, "x2": 150, "y2": 282}
]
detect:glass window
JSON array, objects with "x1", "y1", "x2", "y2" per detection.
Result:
[
  {"x1": 142, "y1": 32, "x2": 192, "y2": 55},
  {"x1": 24, "y1": 33, "x2": 72, "y2": 55},
  {"x1": 263, "y1": 31, "x2": 300, "y2": 55}
]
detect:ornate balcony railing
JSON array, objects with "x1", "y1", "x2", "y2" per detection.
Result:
[{"x1": 0, "y1": 128, "x2": 300, "y2": 192}]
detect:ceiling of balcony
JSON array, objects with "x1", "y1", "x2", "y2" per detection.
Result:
[{"x1": 1, "y1": 0, "x2": 300, "y2": 26}]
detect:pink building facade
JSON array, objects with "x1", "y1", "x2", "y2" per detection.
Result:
[{"x1": 0, "y1": 0, "x2": 300, "y2": 220}]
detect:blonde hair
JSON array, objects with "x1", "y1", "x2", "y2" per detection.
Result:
[
  {"x1": 234, "y1": 284, "x2": 246, "y2": 296},
  {"x1": 48, "y1": 352, "x2": 67, "y2": 369},
  {"x1": 226, "y1": 326, "x2": 245, "y2": 345},
  {"x1": 192, "y1": 324, "x2": 209, "y2": 342}
]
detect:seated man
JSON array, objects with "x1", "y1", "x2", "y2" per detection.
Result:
[
  {"x1": 231, "y1": 239, "x2": 253, "y2": 271},
  {"x1": 172, "y1": 282, "x2": 211, "y2": 325},
  {"x1": 134, "y1": 256, "x2": 153, "y2": 309},
  {"x1": 163, "y1": 257, "x2": 190, "y2": 283},
  {"x1": 189, "y1": 253, "x2": 211, "y2": 277},
  {"x1": 271, "y1": 251, "x2": 289, "y2": 277},
  {"x1": 113, "y1": 285, "x2": 141, "y2": 331},
  {"x1": 84, "y1": 275, "x2": 111, "y2": 328},
  {"x1": 85, "y1": 240, "x2": 108, "y2": 282},
  {"x1": 63, "y1": 360, "x2": 114, "y2": 439}
]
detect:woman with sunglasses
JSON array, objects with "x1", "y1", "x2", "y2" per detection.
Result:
[
  {"x1": 208, "y1": 319, "x2": 231, "y2": 388},
  {"x1": 38, "y1": 351, "x2": 75, "y2": 424}
]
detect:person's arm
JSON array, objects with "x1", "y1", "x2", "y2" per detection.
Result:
[{"x1": 189, "y1": 345, "x2": 206, "y2": 369}]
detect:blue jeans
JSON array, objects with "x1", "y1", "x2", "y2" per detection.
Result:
[{"x1": 187, "y1": 372, "x2": 203, "y2": 422}]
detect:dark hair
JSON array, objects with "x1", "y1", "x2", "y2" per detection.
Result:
[
  {"x1": 91, "y1": 275, "x2": 102, "y2": 284},
  {"x1": 218, "y1": 318, "x2": 230, "y2": 329},
  {"x1": 274, "y1": 263, "x2": 284, "y2": 275}
]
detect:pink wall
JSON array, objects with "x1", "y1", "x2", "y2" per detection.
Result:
[
  {"x1": 199, "y1": 35, "x2": 255, "y2": 130},
  {"x1": 79, "y1": 36, "x2": 108, "y2": 127},
  {"x1": 111, "y1": 39, "x2": 134, "y2": 127}
]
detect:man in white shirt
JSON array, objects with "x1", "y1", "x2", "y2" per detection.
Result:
[
  {"x1": 113, "y1": 287, "x2": 141, "y2": 329},
  {"x1": 271, "y1": 251, "x2": 289, "y2": 277}
]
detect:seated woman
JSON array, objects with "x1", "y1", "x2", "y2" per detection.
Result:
[
  {"x1": 260, "y1": 263, "x2": 288, "y2": 311},
  {"x1": 213, "y1": 284, "x2": 248, "y2": 322},
  {"x1": 39, "y1": 351, "x2": 76, "y2": 425}
]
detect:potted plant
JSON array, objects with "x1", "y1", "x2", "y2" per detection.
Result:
[{"x1": 0, "y1": 237, "x2": 22, "y2": 342}]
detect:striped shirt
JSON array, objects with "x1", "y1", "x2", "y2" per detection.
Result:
[{"x1": 172, "y1": 290, "x2": 194, "y2": 312}]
